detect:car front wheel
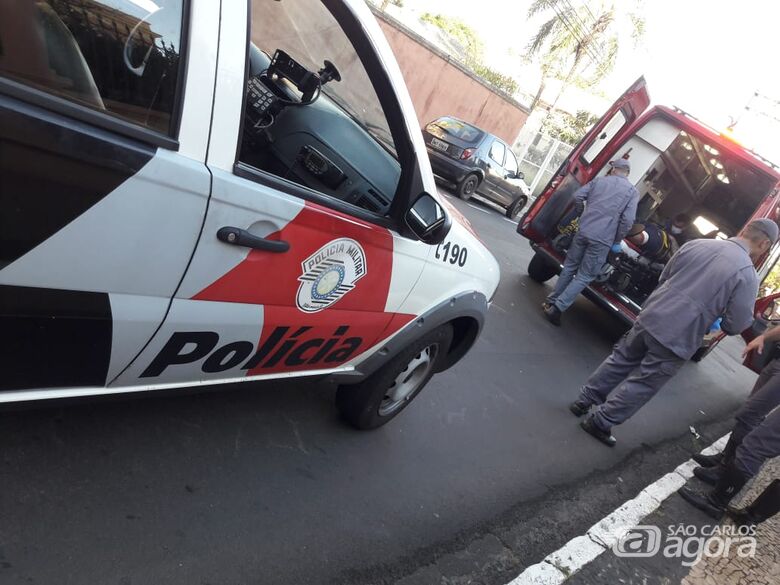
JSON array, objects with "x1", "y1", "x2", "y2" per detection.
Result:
[
  {"x1": 335, "y1": 323, "x2": 454, "y2": 429},
  {"x1": 506, "y1": 195, "x2": 528, "y2": 219}
]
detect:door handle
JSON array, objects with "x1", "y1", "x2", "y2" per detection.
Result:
[{"x1": 217, "y1": 226, "x2": 289, "y2": 253}]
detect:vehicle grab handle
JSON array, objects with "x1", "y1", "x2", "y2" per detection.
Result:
[{"x1": 217, "y1": 226, "x2": 290, "y2": 253}]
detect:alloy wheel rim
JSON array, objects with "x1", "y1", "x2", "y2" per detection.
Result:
[{"x1": 378, "y1": 344, "x2": 438, "y2": 417}]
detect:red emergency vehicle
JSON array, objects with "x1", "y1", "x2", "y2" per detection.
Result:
[{"x1": 517, "y1": 78, "x2": 780, "y2": 362}]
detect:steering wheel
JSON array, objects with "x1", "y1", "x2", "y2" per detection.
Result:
[{"x1": 123, "y1": 8, "x2": 164, "y2": 77}]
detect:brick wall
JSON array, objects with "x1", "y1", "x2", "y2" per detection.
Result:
[{"x1": 374, "y1": 11, "x2": 530, "y2": 145}]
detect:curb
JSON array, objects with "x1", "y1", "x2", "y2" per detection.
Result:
[{"x1": 505, "y1": 434, "x2": 730, "y2": 584}]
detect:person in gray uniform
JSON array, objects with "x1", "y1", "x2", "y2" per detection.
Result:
[
  {"x1": 677, "y1": 325, "x2": 780, "y2": 523},
  {"x1": 691, "y1": 325, "x2": 780, "y2": 481},
  {"x1": 569, "y1": 219, "x2": 779, "y2": 447},
  {"x1": 679, "y1": 409, "x2": 780, "y2": 521},
  {"x1": 543, "y1": 159, "x2": 639, "y2": 326}
]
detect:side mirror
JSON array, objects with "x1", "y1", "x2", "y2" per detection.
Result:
[
  {"x1": 405, "y1": 192, "x2": 451, "y2": 244},
  {"x1": 516, "y1": 171, "x2": 524, "y2": 180}
]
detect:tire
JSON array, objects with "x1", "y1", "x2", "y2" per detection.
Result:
[
  {"x1": 336, "y1": 323, "x2": 454, "y2": 430},
  {"x1": 457, "y1": 174, "x2": 479, "y2": 200},
  {"x1": 506, "y1": 195, "x2": 528, "y2": 219},
  {"x1": 528, "y1": 252, "x2": 557, "y2": 283}
]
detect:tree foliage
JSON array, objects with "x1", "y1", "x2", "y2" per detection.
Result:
[
  {"x1": 469, "y1": 63, "x2": 519, "y2": 96},
  {"x1": 379, "y1": 0, "x2": 403, "y2": 10},
  {"x1": 420, "y1": 13, "x2": 518, "y2": 96},
  {"x1": 421, "y1": 12, "x2": 484, "y2": 62},
  {"x1": 525, "y1": 0, "x2": 645, "y2": 109},
  {"x1": 542, "y1": 109, "x2": 600, "y2": 144},
  {"x1": 763, "y1": 263, "x2": 780, "y2": 296}
]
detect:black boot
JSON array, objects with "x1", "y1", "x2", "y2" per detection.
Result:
[
  {"x1": 569, "y1": 399, "x2": 591, "y2": 417},
  {"x1": 693, "y1": 465, "x2": 723, "y2": 486},
  {"x1": 543, "y1": 304, "x2": 562, "y2": 326},
  {"x1": 692, "y1": 435, "x2": 737, "y2": 468},
  {"x1": 692, "y1": 452, "x2": 722, "y2": 467},
  {"x1": 679, "y1": 462, "x2": 749, "y2": 519},
  {"x1": 580, "y1": 415, "x2": 616, "y2": 447},
  {"x1": 726, "y1": 479, "x2": 780, "y2": 527}
]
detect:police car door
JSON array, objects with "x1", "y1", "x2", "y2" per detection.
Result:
[
  {"x1": 113, "y1": 0, "x2": 431, "y2": 386},
  {"x1": 0, "y1": 0, "x2": 217, "y2": 396}
]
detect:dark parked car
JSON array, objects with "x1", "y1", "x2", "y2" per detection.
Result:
[{"x1": 423, "y1": 116, "x2": 531, "y2": 218}]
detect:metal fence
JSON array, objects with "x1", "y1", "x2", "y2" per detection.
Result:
[{"x1": 514, "y1": 133, "x2": 573, "y2": 198}]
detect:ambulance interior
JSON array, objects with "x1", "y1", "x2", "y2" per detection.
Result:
[{"x1": 594, "y1": 117, "x2": 776, "y2": 309}]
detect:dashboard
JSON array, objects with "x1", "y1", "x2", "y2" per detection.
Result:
[{"x1": 240, "y1": 45, "x2": 401, "y2": 216}]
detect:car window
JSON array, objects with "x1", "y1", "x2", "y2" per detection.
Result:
[
  {"x1": 504, "y1": 149, "x2": 519, "y2": 175},
  {"x1": 489, "y1": 141, "x2": 505, "y2": 166},
  {"x1": 0, "y1": 0, "x2": 185, "y2": 136},
  {"x1": 239, "y1": 0, "x2": 401, "y2": 217},
  {"x1": 430, "y1": 117, "x2": 483, "y2": 143}
]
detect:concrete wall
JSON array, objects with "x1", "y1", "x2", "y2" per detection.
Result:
[{"x1": 374, "y1": 12, "x2": 530, "y2": 145}]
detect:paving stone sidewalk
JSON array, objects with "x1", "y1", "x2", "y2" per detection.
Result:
[{"x1": 568, "y1": 458, "x2": 780, "y2": 585}]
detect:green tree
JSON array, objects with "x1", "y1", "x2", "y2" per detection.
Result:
[
  {"x1": 525, "y1": 0, "x2": 645, "y2": 112},
  {"x1": 420, "y1": 13, "x2": 484, "y2": 62},
  {"x1": 542, "y1": 109, "x2": 600, "y2": 144},
  {"x1": 763, "y1": 262, "x2": 780, "y2": 296},
  {"x1": 379, "y1": 0, "x2": 403, "y2": 10},
  {"x1": 420, "y1": 13, "x2": 518, "y2": 95}
]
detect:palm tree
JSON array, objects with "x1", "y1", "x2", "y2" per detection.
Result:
[{"x1": 525, "y1": 0, "x2": 645, "y2": 113}]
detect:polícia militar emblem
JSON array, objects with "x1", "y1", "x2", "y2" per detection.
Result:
[{"x1": 296, "y1": 238, "x2": 367, "y2": 313}]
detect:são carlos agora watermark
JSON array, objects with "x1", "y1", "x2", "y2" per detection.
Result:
[{"x1": 612, "y1": 524, "x2": 757, "y2": 567}]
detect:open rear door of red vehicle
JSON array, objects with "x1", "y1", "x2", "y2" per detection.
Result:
[{"x1": 519, "y1": 77, "x2": 651, "y2": 242}]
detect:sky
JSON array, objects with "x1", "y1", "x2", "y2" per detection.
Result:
[{"x1": 385, "y1": 0, "x2": 780, "y2": 163}]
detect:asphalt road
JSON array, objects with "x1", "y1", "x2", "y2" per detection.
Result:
[{"x1": 0, "y1": 191, "x2": 758, "y2": 585}]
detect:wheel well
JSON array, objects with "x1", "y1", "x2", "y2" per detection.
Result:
[
  {"x1": 461, "y1": 171, "x2": 482, "y2": 185},
  {"x1": 436, "y1": 316, "x2": 480, "y2": 372}
]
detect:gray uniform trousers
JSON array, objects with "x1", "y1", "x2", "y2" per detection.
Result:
[
  {"x1": 578, "y1": 325, "x2": 686, "y2": 432},
  {"x1": 548, "y1": 232, "x2": 611, "y2": 312},
  {"x1": 737, "y1": 407, "x2": 780, "y2": 477},
  {"x1": 732, "y1": 356, "x2": 780, "y2": 477}
]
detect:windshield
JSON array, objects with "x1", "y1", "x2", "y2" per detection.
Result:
[
  {"x1": 431, "y1": 117, "x2": 484, "y2": 142},
  {"x1": 251, "y1": 0, "x2": 396, "y2": 155}
]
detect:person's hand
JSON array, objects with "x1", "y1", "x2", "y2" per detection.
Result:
[
  {"x1": 743, "y1": 334, "x2": 766, "y2": 358},
  {"x1": 611, "y1": 243, "x2": 623, "y2": 254},
  {"x1": 708, "y1": 317, "x2": 722, "y2": 333}
]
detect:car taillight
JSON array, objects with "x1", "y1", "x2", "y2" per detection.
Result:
[{"x1": 461, "y1": 148, "x2": 476, "y2": 160}]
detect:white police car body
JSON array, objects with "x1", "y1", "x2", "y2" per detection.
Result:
[{"x1": 0, "y1": 0, "x2": 499, "y2": 428}]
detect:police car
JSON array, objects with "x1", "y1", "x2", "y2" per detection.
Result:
[{"x1": 0, "y1": 0, "x2": 499, "y2": 428}]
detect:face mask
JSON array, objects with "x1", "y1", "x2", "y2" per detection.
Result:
[{"x1": 671, "y1": 226, "x2": 683, "y2": 235}]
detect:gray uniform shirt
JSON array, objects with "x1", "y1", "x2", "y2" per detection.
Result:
[
  {"x1": 574, "y1": 175, "x2": 639, "y2": 246},
  {"x1": 637, "y1": 238, "x2": 759, "y2": 359}
]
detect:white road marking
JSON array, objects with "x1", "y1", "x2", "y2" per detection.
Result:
[
  {"x1": 503, "y1": 218, "x2": 518, "y2": 224},
  {"x1": 467, "y1": 203, "x2": 491, "y2": 214},
  {"x1": 505, "y1": 434, "x2": 730, "y2": 584}
]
